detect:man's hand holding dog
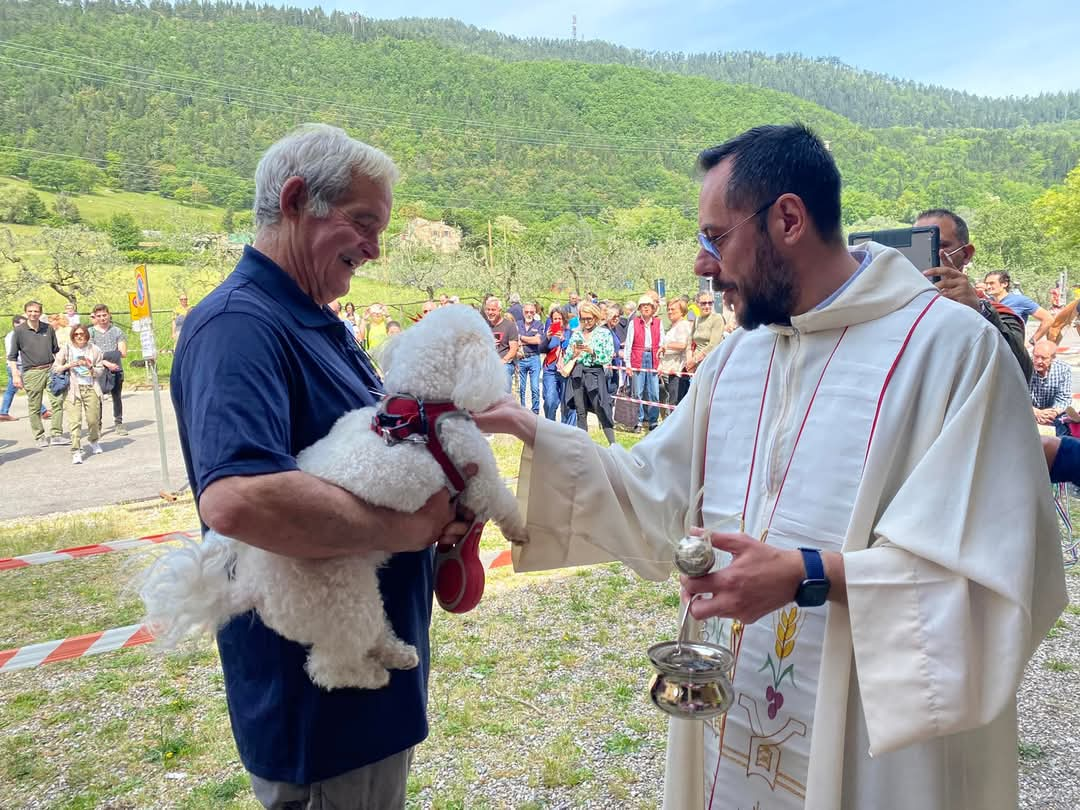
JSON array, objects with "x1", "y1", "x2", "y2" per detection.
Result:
[{"x1": 382, "y1": 481, "x2": 476, "y2": 553}]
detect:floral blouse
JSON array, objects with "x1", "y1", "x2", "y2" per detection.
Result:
[{"x1": 568, "y1": 326, "x2": 614, "y2": 367}]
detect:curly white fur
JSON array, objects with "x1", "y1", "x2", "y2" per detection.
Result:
[{"x1": 138, "y1": 305, "x2": 526, "y2": 690}]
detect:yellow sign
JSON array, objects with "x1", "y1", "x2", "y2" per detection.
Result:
[{"x1": 131, "y1": 265, "x2": 151, "y2": 320}]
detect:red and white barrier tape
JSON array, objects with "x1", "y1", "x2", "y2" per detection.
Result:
[
  {"x1": 0, "y1": 624, "x2": 154, "y2": 672},
  {"x1": 0, "y1": 548, "x2": 514, "y2": 673},
  {"x1": 612, "y1": 393, "x2": 676, "y2": 411},
  {"x1": 604, "y1": 363, "x2": 697, "y2": 378},
  {"x1": 0, "y1": 530, "x2": 199, "y2": 572}
]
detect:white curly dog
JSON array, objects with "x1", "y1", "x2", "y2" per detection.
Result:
[{"x1": 139, "y1": 305, "x2": 526, "y2": 690}]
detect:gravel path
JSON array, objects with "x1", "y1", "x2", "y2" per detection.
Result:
[
  {"x1": 0, "y1": 563, "x2": 1076, "y2": 808},
  {"x1": 1018, "y1": 570, "x2": 1080, "y2": 810}
]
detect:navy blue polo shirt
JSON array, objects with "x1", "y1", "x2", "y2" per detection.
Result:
[
  {"x1": 517, "y1": 318, "x2": 542, "y2": 357},
  {"x1": 171, "y1": 245, "x2": 434, "y2": 784}
]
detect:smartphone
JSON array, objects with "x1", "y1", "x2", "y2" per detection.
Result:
[
  {"x1": 654, "y1": 278, "x2": 667, "y2": 299},
  {"x1": 848, "y1": 226, "x2": 941, "y2": 282}
]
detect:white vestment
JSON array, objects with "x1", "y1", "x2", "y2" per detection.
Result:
[{"x1": 512, "y1": 244, "x2": 1066, "y2": 810}]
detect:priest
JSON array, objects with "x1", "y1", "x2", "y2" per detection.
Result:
[{"x1": 476, "y1": 124, "x2": 1066, "y2": 810}]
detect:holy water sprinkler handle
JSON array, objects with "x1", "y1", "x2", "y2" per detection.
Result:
[{"x1": 673, "y1": 535, "x2": 716, "y2": 578}]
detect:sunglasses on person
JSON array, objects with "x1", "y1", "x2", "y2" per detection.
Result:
[{"x1": 697, "y1": 197, "x2": 779, "y2": 263}]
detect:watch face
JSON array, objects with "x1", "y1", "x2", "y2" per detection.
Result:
[{"x1": 797, "y1": 580, "x2": 830, "y2": 608}]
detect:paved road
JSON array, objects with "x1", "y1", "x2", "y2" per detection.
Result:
[{"x1": 0, "y1": 386, "x2": 188, "y2": 521}]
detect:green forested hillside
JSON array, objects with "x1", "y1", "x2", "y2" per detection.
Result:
[
  {"x1": 341, "y1": 17, "x2": 1080, "y2": 130},
  {"x1": 1, "y1": 0, "x2": 1078, "y2": 224},
  {"x1": 0, "y1": 0, "x2": 1078, "y2": 310}
]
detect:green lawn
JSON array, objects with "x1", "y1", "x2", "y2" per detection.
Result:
[{"x1": 1, "y1": 176, "x2": 226, "y2": 229}]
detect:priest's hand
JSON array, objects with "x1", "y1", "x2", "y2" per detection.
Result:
[
  {"x1": 679, "y1": 530, "x2": 806, "y2": 624},
  {"x1": 473, "y1": 395, "x2": 538, "y2": 447}
]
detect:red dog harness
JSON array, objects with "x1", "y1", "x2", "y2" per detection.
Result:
[
  {"x1": 370, "y1": 395, "x2": 488, "y2": 614},
  {"x1": 371, "y1": 395, "x2": 471, "y2": 495}
]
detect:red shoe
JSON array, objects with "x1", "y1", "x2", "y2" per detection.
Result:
[
  {"x1": 42, "y1": 410, "x2": 52, "y2": 419},
  {"x1": 0, "y1": 414, "x2": 14, "y2": 421}
]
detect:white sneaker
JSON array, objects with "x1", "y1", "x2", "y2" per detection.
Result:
[
  {"x1": 87, "y1": 442, "x2": 103, "y2": 455},
  {"x1": 71, "y1": 450, "x2": 84, "y2": 465}
]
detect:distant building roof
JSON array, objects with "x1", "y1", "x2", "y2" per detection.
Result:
[{"x1": 398, "y1": 218, "x2": 461, "y2": 254}]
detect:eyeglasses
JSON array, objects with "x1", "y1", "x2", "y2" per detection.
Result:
[
  {"x1": 697, "y1": 299, "x2": 714, "y2": 307},
  {"x1": 940, "y1": 243, "x2": 969, "y2": 269},
  {"x1": 697, "y1": 197, "x2": 779, "y2": 263}
]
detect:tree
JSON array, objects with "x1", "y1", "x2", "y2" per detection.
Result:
[
  {"x1": 384, "y1": 244, "x2": 450, "y2": 300},
  {"x1": 608, "y1": 201, "x2": 695, "y2": 246},
  {"x1": 1035, "y1": 166, "x2": 1080, "y2": 255},
  {"x1": 51, "y1": 194, "x2": 82, "y2": 224},
  {"x1": 543, "y1": 219, "x2": 628, "y2": 296},
  {"x1": 181, "y1": 238, "x2": 237, "y2": 299},
  {"x1": 221, "y1": 208, "x2": 236, "y2": 233},
  {"x1": 187, "y1": 181, "x2": 211, "y2": 205},
  {"x1": 0, "y1": 190, "x2": 48, "y2": 225},
  {"x1": 106, "y1": 212, "x2": 143, "y2": 252},
  {"x1": 0, "y1": 226, "x2": 124, "y2": 308},
  {"x1": 26, "y1": 159, "x2": 103, "y2": 193}
]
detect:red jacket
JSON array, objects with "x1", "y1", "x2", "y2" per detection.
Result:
[{"x1": 629, "y1": 315, "x2": 661, "y2": 368}]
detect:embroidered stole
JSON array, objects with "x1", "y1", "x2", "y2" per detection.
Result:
[{"x1": 699, "y1": 294, "x2": 937, "y2": 809}]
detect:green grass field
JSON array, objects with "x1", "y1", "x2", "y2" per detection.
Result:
[{"x1": 1, "y1": 177, "x2": 227, "y2": 230}]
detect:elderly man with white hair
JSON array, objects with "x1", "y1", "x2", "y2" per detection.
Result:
[{"x1": 170, "y1": 124, "x2": 472, "y2": 809}]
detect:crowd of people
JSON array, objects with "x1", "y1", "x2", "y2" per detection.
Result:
[
  {"x1": 330, "y1": 286, "x2": 738, "y2": 446},
  {"x1": 4, "y1": 301, "x2": 128, "y2": 463}
]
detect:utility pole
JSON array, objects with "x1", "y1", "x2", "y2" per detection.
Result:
[
  {"x1": 572, "y1": 15, "x2": 577, "y2": 41},
  {"x1": 487, "y1": 219, "x2": 494, "y2": 272}
]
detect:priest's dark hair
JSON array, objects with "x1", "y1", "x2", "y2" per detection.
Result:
[
  {"x1": 917, "y1": 208, "x2": 970, "y2": 245},
  {"x1": 697, "y1": 123, "x2": 842, "y2": 244}
]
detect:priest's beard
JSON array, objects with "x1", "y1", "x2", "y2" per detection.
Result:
[{"x1": 733, "y1": 231, "x2": 798, "y2": 331}]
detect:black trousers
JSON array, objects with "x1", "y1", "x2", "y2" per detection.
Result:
[
  {"x1": 663, "y1": 373, "x2": 689, "y2": 410},
  {"x1": 109, "y1": 372, "x2": 124, "y2": 423},
  {"x1": 572, "y1": 368, "x2": 614, "y2": 432}
]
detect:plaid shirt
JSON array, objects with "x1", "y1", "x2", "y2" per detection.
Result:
[{"x1": 1029, "y1": 359, "x2": 1073, "y2": 411}]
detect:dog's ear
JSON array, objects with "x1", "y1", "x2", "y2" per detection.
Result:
[{"x1": 451, "y1": 333, "x2": 504, "y2": 411}]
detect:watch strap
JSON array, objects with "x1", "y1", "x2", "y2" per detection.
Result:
[{"x1": 798, "y1": 547, "x2": 824, "y2": 580}]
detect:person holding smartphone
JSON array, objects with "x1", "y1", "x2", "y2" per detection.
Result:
[{"x1": 915, "y1": 209, "x2": 1031, "y2": 380}]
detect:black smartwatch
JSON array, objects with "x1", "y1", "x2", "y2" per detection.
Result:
[{"x1": 795, "y1": 547, "x2": 830, "y2": 607}]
